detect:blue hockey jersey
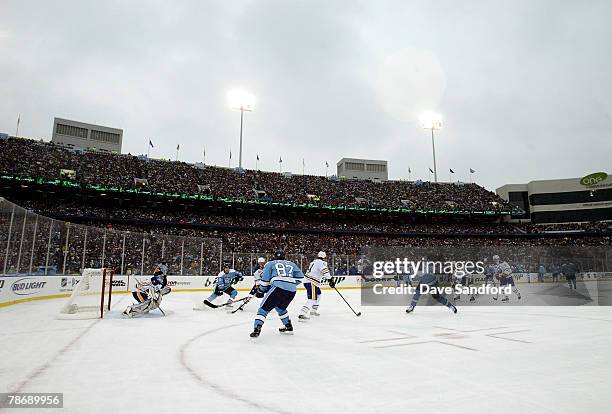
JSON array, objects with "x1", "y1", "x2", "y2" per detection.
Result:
[
  {"x1": 216, "y1": 270, "x2": 242, "y2": 289},
  {"x1": 259, "y1": 260, "x2": 304, "y2": 292}
]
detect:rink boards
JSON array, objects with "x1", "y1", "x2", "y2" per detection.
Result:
[
  {"x1": 0, "y1": 274, "x2": 359, "y2": 308},
  {"x1": 1, "y1": 272, "x2": 611, "y2": 308}
]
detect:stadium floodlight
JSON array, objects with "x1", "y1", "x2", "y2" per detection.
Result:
[
  {"x1": 420, "y1": 112, "x2": 442, "y2": 183},
  {"x1": 228, "y1": 89, "x2": 255, "y2": 170}
]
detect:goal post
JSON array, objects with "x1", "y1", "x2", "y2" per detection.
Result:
[{"x1": 58, "y1": 268, "x2": 114, "y2": 319}]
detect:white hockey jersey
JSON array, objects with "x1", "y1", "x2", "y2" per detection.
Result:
[
  {"x1": 494, "y1": 261, "x2": 512, "y2": 277},
  {"x1": 305, "y1": 258, "x2": 331, "y2": 287},
  {"x1": 253, "y1": 268, "x2": 264, "y2": 285}
]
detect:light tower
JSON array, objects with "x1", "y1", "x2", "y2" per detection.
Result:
[
  {"x1": 228, "y1": 89, "x2": 255, "y2": 169},
  {"x1": 420, "y1": 112, "x2": 442, "y2": 183}
]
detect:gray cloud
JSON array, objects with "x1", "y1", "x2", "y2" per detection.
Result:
[{"x1": 1, "y1": 0, "x2": 610, "y2": 189}]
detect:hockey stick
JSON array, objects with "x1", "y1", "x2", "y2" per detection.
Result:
[
  {"x1": 231, "y1": 296, "x2": 253, "y2": 313},
  {"x1": 332, "y1": 286, "x2": 362, "y2": 317},
  {"x1": 203, "y1": 296, "x2": 250, "y2": 309}
]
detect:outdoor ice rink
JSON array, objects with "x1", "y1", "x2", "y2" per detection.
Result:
[{"x1": 2, "y1": 290, "x2": 612, "y2": 414}]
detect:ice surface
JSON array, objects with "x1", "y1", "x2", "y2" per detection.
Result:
[{"x1": 1, "y1": 291, "x2": 612, "y2": 414}]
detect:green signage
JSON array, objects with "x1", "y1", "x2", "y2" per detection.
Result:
[{"x1": 580, "y1": 172, "x2": 608, "y2": 187}]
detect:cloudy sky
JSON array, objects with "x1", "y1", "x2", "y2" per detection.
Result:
[{"x1": 1, "y1": 0, "x2": 610, "y2": 189}]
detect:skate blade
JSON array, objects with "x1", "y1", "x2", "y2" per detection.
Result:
[{"x1": 280, "y1": 331, "x2": 294, "y2": 335}]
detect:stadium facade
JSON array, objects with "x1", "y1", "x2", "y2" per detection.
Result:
[
  {"x1": 497, "y1": 172, "x2": 612, "y2": 224},
  {"x1": 336, "y1": 158, "x2": 388, "y2": 181},
  {"x1": 51, "y1": 117, "x2": 123, "y2": 153}
]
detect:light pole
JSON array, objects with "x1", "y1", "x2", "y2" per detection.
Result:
[
  {"x1": 420, "y1": 112, "x2": 442, "y2": 183},
  {"x1": 228, "y1": 89, "x2": 255, "y2": 170}
]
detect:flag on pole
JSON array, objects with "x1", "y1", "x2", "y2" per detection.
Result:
[
  {"x1": 449, "y1": 168, "x2": 454, "y2": 174},
  {"x1": 17, "y1": 115, "x2": 20, "y2": 127},
  {"x1": 229, "y1": 151, "x2": 232, "y2": 159},
  {"x1": 149, "y1": 139, "x2": 154, "y2": 148},
  {"x1": 176, "y1": 144, "x2": 180, "y2": 151},
  {"x1": 325, "y1": 161, "x2": 329, "y2": 168},
  {"x1": 429, "y1": 168, "x2": 434, "y2": 173},
  {"x1": 256, "y1": 154, "x2": 259, "y2": 161},
  {"x1": 408, "y1": 167, "x2": 411, "y2": 173},
  {"x1": 470, "y1": 168, "x2": 476, "y2": 173},
  {"x1": 279, "y1": 156, "x2": 283, "y2": 163}
]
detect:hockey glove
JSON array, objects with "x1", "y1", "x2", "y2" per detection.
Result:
[
  {"x1": 327, "y1": 278, "x2": 336, "y2": 288},
  {"x1": 249, "y1": 285, "x2": 258, "y2": 296},
  {"x1": 255, "y1": 288, "x2": 265, "y2": 298},
  {"x1": 214, "y1": 286, "x2": 224, "y2": 296}
]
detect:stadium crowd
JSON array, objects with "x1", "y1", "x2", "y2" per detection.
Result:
[
  {"x1": 1, "y1": 137, "x2": 610, "y2": 277},
  {"x1": 0, "y1": 137, "x2": 513, "y2": 212},
  {"x1": 18, "y1": 200, "x2": 525, "y2": 234}
]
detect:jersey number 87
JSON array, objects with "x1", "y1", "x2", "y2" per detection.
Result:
[{"x1": 275, "y1": 263, "x2": 293, "y2": 276}]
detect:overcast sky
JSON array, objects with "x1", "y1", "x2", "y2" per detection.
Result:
[{"x1": 1, "y1": 0, "x2": 611, "y2": 190}]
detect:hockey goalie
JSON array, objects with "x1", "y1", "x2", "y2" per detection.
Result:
[{"x1": 123, "y1": 262, "x2": 171, "y2": 317}]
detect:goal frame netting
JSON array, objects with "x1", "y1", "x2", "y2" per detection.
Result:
[{"x1": 58, "y1": 268, "x2": 114, "y2": 319}]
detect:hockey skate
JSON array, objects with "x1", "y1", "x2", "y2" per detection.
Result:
[
  {"x1": 279, "y1": 322, "x2": 294, "y2": 335},
  {"x1": 250, "y1": 326, "x2": 261, "y2": 338},
  {"x1": 405, "y1": 304, "x2": 415, "y2": 313},
  {"x1": 310, "y1": 310, "x2": 320, "y2": 316},
  {"x1": 448, "y1": 303, "x2": 458, "y2": 313},
  {"x1": 298, "y1": 314, "x2": 310, "y2": 322}
]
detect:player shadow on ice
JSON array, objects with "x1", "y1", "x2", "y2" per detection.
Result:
[{"x1": 535, "y1": 283, "x2": 593, "y2": 305}]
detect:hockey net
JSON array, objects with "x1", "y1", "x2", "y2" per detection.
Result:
[{"x1": 58, "y1": 268, "x2": 114, "y2": 319}]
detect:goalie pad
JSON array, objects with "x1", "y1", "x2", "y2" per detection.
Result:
[
  {"x1": 124, "y1": 285, "x2": 168, "y2": 317},
  {"x1": 123, "y1": 299, "x2": 159, "y2": 317}
]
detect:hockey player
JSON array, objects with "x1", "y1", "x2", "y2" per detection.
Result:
[
  {"x1": 483, "y1": 260, "x2": 496, "y2": 287},
  {"x1": 123, "y1": 264, "x2": 171, "y2": 317},
  {"x1": 492, "y1": 255, "x2": 521, "y2": 302},
  {"x1": 406, "y1": 272, "x2": 457, "y2": 314},
  {"x1": 298, "y1": 251, "x2": 333, "y2": 321},
  {"x1": 551, "y1": 263, "x2": 561, "y2": 283},
  {"x1": 250, "y1": 250, "x2": 304, "y2": 338},
  {"x1": 561, "y1": 262, "x2": 578, "y2": 289},
  {"x1": 155, "y1": 260, "x2": 168, "y2": 277},
  {"x1": 250, "y1": 257, "x2": 266, "y2": 295},
  {"x1": 453, "y1": 271, "x2": 475, "y2": 302},
  {"x1": 204, "y1": 263, "x2": 243, "y2": 309}
]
